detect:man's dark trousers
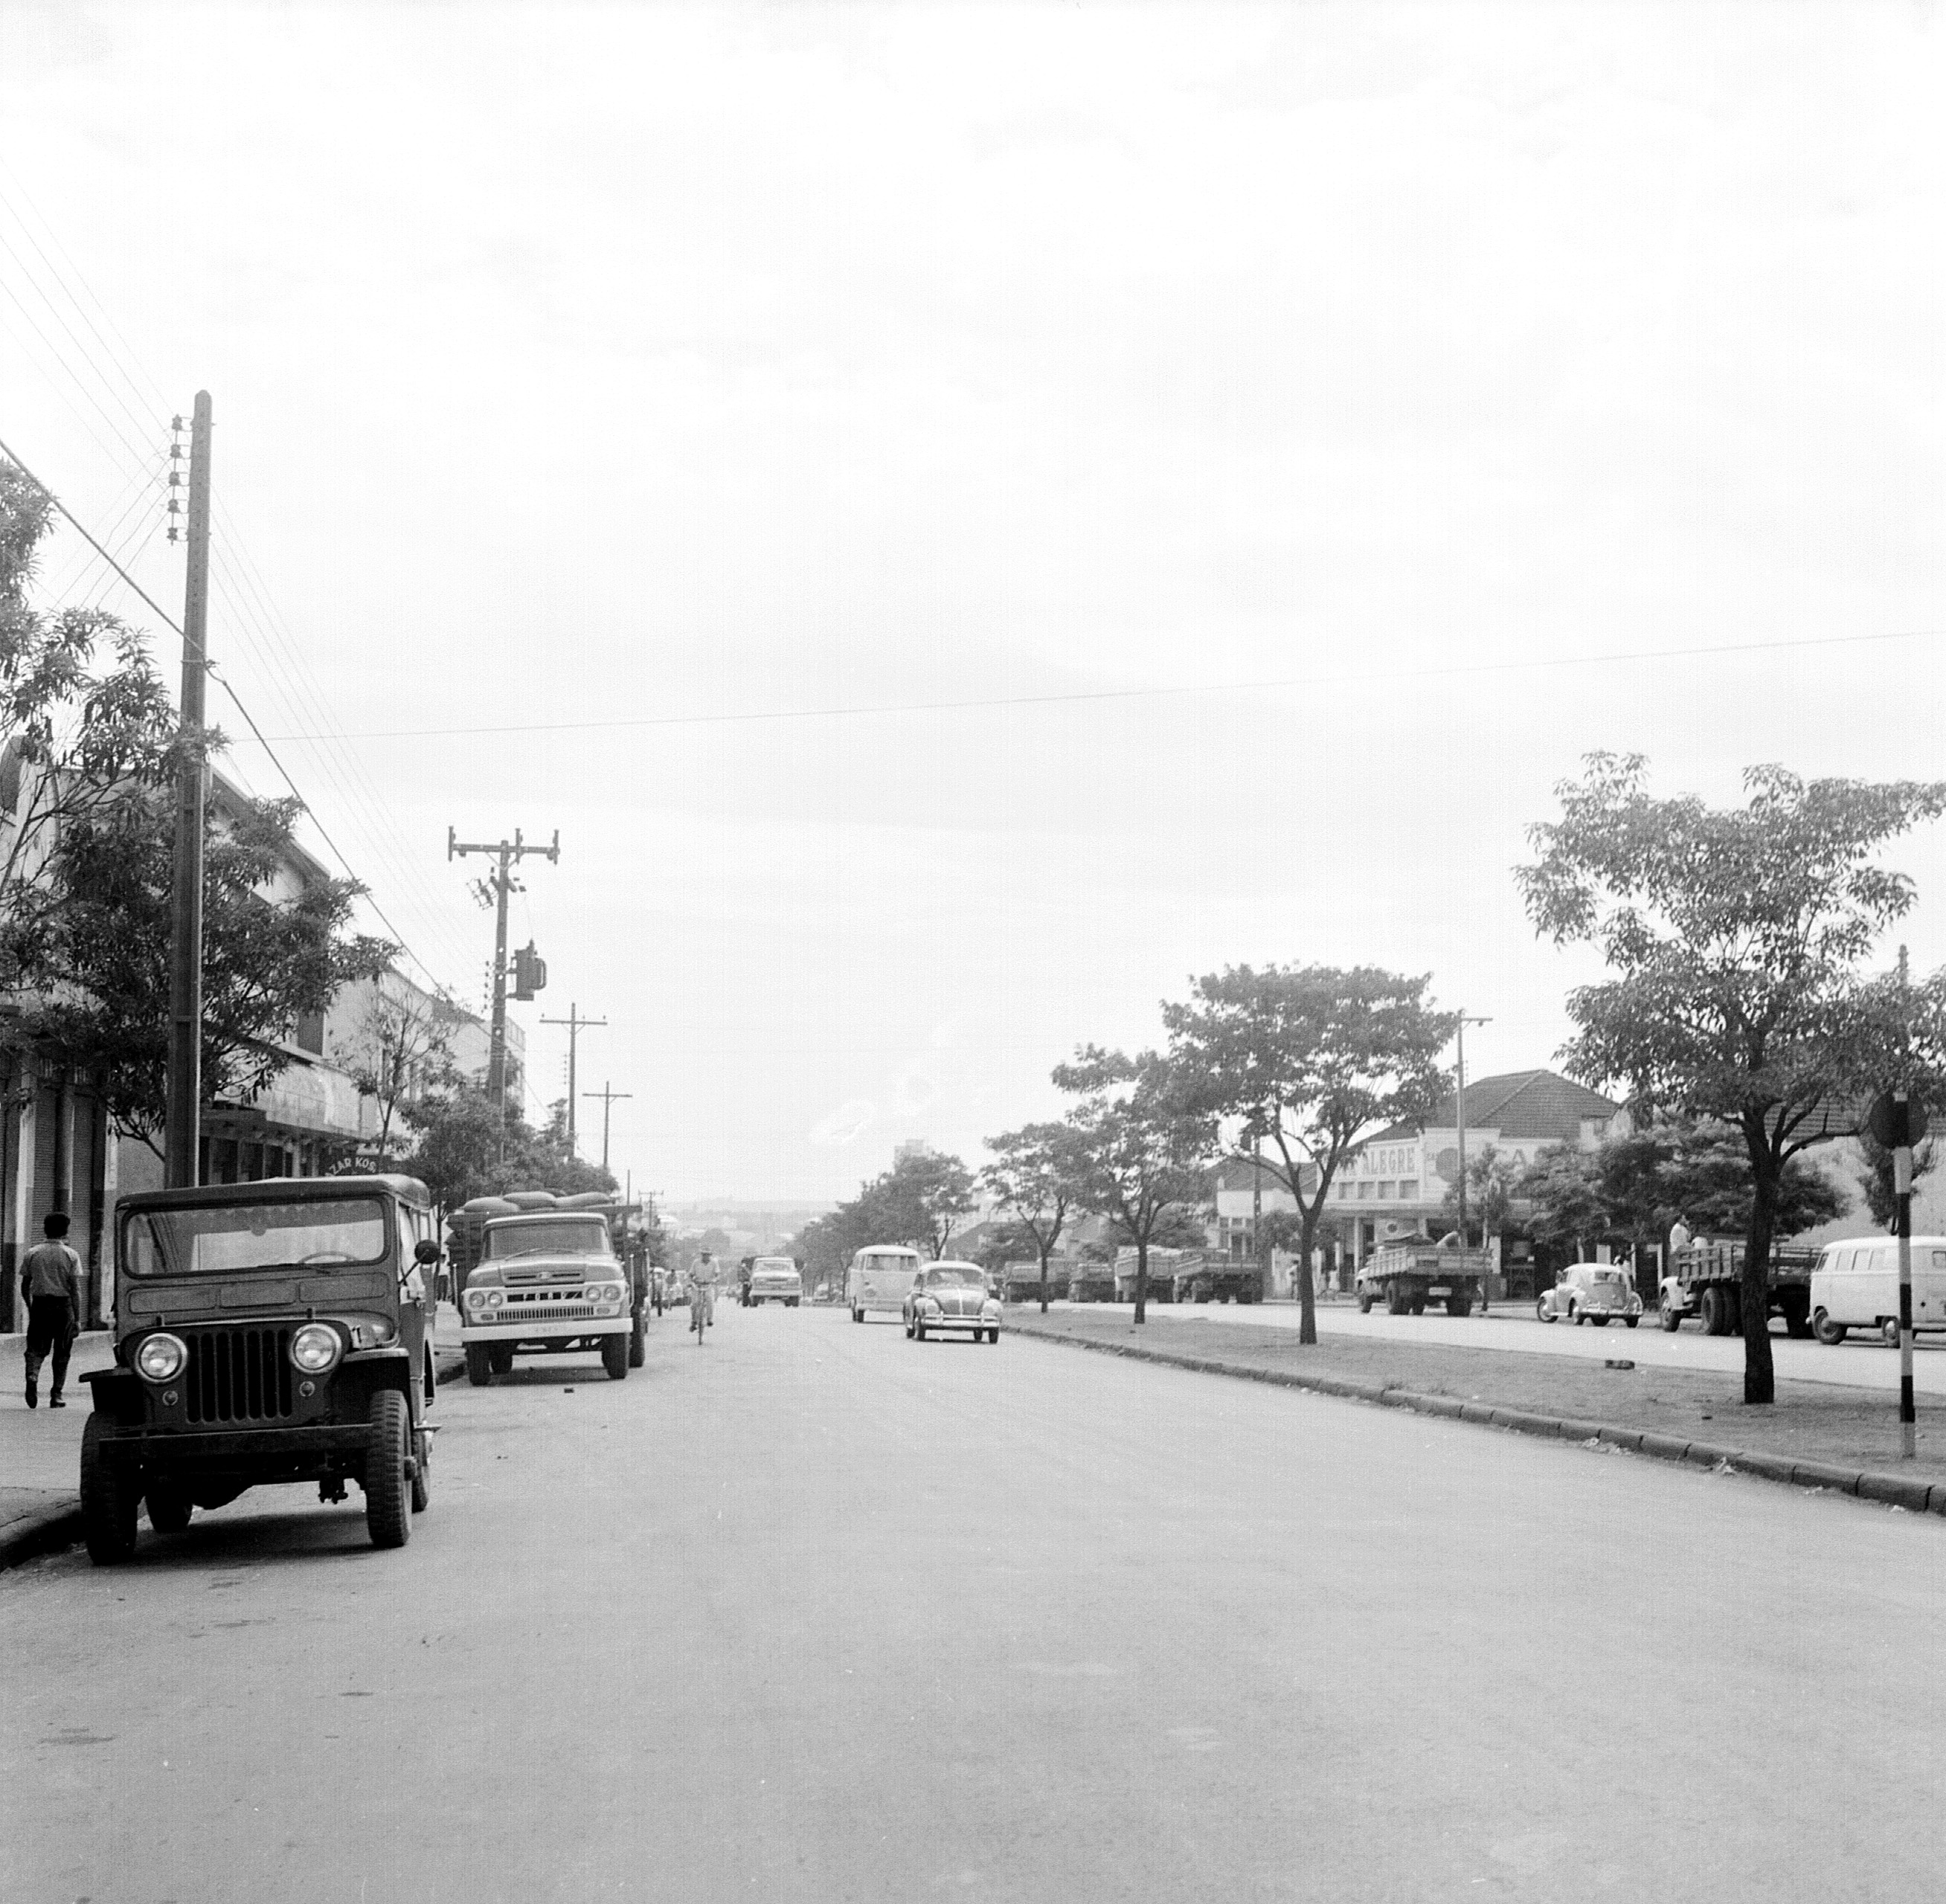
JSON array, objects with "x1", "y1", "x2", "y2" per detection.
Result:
[{"x1": 25, "y1": 1296, "x2": 76, "y2": 1400}]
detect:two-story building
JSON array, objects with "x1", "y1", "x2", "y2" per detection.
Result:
[
  {"x1": 0, "y1": 765, "x2": 510, "y2": 1328},
  {"x1": 1326, "y1": 1069, "x2": 1628, "y2": 1295}
]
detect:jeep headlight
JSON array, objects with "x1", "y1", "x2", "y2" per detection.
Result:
[
  {"x1": 291, "y1": 1323, "x2": 343, "y2": 1374},
  {"x1": 136, "y1": 1332, "x2": 187, "y2": 1381}
]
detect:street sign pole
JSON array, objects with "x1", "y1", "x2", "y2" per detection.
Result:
[{"x1": 1869, "y1": 1087, "x2": 1923, "y2": 1460}]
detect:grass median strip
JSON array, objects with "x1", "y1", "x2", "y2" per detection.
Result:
[{"x1": 1009, "y1": 1310, "x2": 1946, "y2": 1514}]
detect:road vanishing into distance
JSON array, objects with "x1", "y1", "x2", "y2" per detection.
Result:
[{"x1": 7, "y1": 1304, "x2": 1944, "y2": 1903}]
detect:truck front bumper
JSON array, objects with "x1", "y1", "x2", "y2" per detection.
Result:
[{"x1": 460, "y1": 1315, "x2": 629, "y2": 1342}]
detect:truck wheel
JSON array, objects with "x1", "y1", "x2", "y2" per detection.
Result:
[
  {"x1": 1658, "y1": 1296, "x2": 1681, "y2": 1332},
  {"x1": 145, "y1": 1479, "x2": 193, "y2": 1534},
  {"x1": 1357, "y1": 1290, "x2": 1373, "y2": 1313},
  {"x1": 602, "y1": 1333, "x2": 630, "y2": 1380},
  {"x1": 489, "y1": 1346, "x2": 515, "y2": 1375},
  {"x1": 1446, "y1": 1294, "x2": 1472, "y2": 1318},
  {"x1": 1700, "y1": 1286, "x2": 1732, "y2": 1337},
  {"x1": 411, "y1": 1429, "x2": 431, "y2": 1514},
  {"x1": 1386, "y1": 1284, "x2": 1407, "y2": 1316},
  {"x1": 464, "y1": 1345, "x2": 493, "y2": 1387},
  {"x1": 365, "y1": 1392, "x2": 412, "y2": 1550},
  {"x1": 1780, "y1": 1290, "x2": 1814, "y2": 1339},
  {"x1": 80, "y1": 1415, "x2": 140, "y2": 1564},
  {"x1": 628, "y1": 1311, "x2": 646, "y2": 1368}
]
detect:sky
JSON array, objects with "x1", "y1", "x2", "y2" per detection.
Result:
[{"x1": 3, "y1": 1, "x2": 1944, "y2": 1204}]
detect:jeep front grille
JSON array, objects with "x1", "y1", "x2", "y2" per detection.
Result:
[{"x1": 184, "y1": 1327, "x2": 295, "y2": 1424}]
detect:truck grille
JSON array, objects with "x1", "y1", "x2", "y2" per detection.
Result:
[
  {"x1": 184, "y1": 1327, "x2": 295, "y2": 1424},
  {"x1": 501, "y1": 1300, "x2": 596, "y2": 1322}
]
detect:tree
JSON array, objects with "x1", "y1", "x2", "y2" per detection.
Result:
[
  {"x1": 1856, "y1": 1130, "x2": 1939, "y2": 1233},
  {"x1": 0, "y1": 459, "x2": 181, "y2": 956},
  {"x1": 982, "y1": 1121, "x2": 1088, "y2": 1314},
  {"x1": 13, "y1": 785, "x2": 393, "y2": 1152},
  {"x1": 399, "y1": 1075, "x2": 617, "y2": 1213},
  {"x1": 1163, "y1": 963, "x2": 1454, "y2": 1345},
  {"x1": 1519, "y1": 753, "x2": 1946, "y2": 1402},
  {"x1": 1441, "y1": 1142, "x2": 1520, "y2": 1250},
  {"x1": 1051, "y1": 1046, "x2": 1214, "y2": 1325},
  {"x1": 339, "y1": 977, "x2": 462, "y2": 1165}
]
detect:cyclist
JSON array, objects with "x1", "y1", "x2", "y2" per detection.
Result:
[{"x1": 690, "y1": 1249, "x2": 720, "y2": 1341}]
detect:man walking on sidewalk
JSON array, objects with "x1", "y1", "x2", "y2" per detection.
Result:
[{"x1": 21, "y1": 1212, "x2": 83, "y2": 1409}]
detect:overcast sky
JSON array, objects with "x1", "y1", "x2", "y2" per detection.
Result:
[{"x1": 4, "y1": 2, "x2": 1944, "y2": 1204}]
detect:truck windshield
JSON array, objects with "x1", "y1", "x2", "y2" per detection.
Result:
[
  {"x1": 124, "y1": 1200, "x2": 389, "y2": 1277},
  {"x1": 486, "y1": 1220, "x2": 611, "y2": 1259}
]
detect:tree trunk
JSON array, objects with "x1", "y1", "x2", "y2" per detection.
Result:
[
  {"x1": 1134, "y1": 1235, "x2": 1148, "y2": 1325},
  {"x1": 1297, "y1": 1212, "x2": 1317, "y2": 1345},
  {"x1": 1742, "y1": 1130, "x2": 1779, "y2": 1406},
  {"x1": 1038, "y1": 1241, "x2": 1050, "y2": 1316}
]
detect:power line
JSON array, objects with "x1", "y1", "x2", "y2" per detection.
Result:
[{"x1": 247, "y1": 625, "x2": 1942, "y2": 743}]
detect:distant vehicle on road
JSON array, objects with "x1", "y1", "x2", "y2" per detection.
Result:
[
  {"x1": 847, "y1": 1244, "x2": 922, "y2": 1322},
  {"x1": 747, "y1": 1257, "x2": 804, "y2": 1306},
  {"x1": 1538, "y1": 1264, "x2": 1642, "y2": 1328},
  {"x1": 1810, "y1": 1236, "x2": 1946, "y2": 1345},
  {"x1": 1356, "y1": 1241, "x2": 1489, "y2": 1317},
  {"x1": 904, "y1": 1261, "x2": 1003, "y2": 1343},
  {"x1": 80, "y1": 1173, "x2": 441, "y2": 1561},
  {"x1": 1657, "y1": 1238, "x2": 1817, "y2": 1337}
]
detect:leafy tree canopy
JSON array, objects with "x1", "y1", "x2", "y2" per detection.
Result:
[
  {"x1": 1163, "y1": 962, "x2": 1453, "y2": 1342},
  {"x1": 1051, "y1": 1046, "x2": 1214, "y2": 1323},
  {"x1": 399, "y1": 1075, "x2": 617, "y2": 1212},
  {"x1": 1520, "y1": 753, "x2": 1946, "y2": 1400}
]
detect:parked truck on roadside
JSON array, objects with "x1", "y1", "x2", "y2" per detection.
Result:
[
  {"x1": 447, "y1": 1189, "x2": 650, "y2": 1383},
  {"x1": 1355, "y1": 1241, "x2": 1490, "y2": 1316},
  {"x1": 1656, "y1": 1238, "x2": 1817, "y2": 1337}
]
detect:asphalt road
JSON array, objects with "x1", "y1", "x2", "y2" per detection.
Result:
[
  {"x1": 1142, "y1": 1296, "x2": 1946, "y2": 1394},
  {"x1": 5, "y1": 1304, "x2": 1944, "y2": 1903}
]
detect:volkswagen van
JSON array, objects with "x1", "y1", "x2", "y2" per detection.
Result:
[
  {"x1": 79, "y1": 1174, "x2": 441, "y2": 1563},
  {"x1": 1809, "y1": 1235, "x2": 1946, "y2": 1345}
]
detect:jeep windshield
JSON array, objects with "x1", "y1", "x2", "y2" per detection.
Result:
[
  {"x1": 485, "y1": 1220, "x2": 612, "y2": 1259},
  {"x1": 123, "y1": 1199, "x2": 389, "y2": 1277}
]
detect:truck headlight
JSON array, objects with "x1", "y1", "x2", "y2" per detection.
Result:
[
  {"x1": 291, "y1": 1323, "x2": 343, "y2": 1374},
  {"x1": 465, "y1": 1288, "x2": 489, "y2": 1310},
  {"x1": 136, "y1": 1332, "x2": 187, "y2": 1381}
]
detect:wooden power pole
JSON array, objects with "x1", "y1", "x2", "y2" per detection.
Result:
[
  {"x1": 542, "y1": 1003, "x2": 606, "y2": 1156},
  {"x1": 447, "y1": 827, "x2": 559, "y2": 1147},
  {"x1": 165, "y1": 391, "x2": 212, "y2": 1189},
  {"x1": 581, "y1": 1081, "x2": 632, "y2": 1173}
]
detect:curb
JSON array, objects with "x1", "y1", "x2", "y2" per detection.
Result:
[
  {"x1": 0, "y1": 1342, "x2": 471, "y2": 1572},
  {"x1": 1009, "y1": 1321, "x2": 1946, "y2": 1517},
  {"x1": 0, "y1": 1501, "x2": 85, "y2": 1571}
]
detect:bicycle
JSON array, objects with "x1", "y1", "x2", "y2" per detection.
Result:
[{"x1": 690, "y1": 1279, "x2": 716, "y2": 1342}]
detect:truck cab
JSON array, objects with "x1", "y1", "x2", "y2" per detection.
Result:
[{"x1": 79, "y1": 1174, "x2": 440, "y2": 1562}]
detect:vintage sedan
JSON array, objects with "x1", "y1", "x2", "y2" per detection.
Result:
[
  {"x1": 903, "y1": 1261, "x2": 1003, "y2": 1344},
  {"x1": 1538, "y1": 1264, "x2": 1642, "y2": 1328}
]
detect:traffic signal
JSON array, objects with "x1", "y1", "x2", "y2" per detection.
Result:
[{"x1": 512, "y1": 942, "x2": 547, "y2": 1000}]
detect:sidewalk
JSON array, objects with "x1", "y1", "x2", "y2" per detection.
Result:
[
  {"x1": 1009, "y1": 1309, "x2": 1946, "y2": 1514},
  {"x1": 0, "y1": 1305, "x2": 469, "y2": 1569}
]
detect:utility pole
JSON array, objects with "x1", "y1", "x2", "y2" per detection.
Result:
[
  {"x1": 542, "y1": 1003, "x2": 606, "y2": 1156},
  {"x1": 165, "y1": 391, "x2": 213, "y2": 1189},
  {"x1": 581, "y1": 1081, "x2": 632, "y2": 1173},
  {"x1": 447, "y1": 827, "x2": 559, "y2": 1151},
  {"x1": 1453, "y1": 1012, "x2": 1492, "y2": 1303}
]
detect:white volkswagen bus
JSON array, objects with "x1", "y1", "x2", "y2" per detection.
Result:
[
  {"x1": 847, "y1": 1245, "x2": 922, "y2": 1322},
  {"x1": 1809, "y1": 1235, "x2": 1946, "y2": 1345}
]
